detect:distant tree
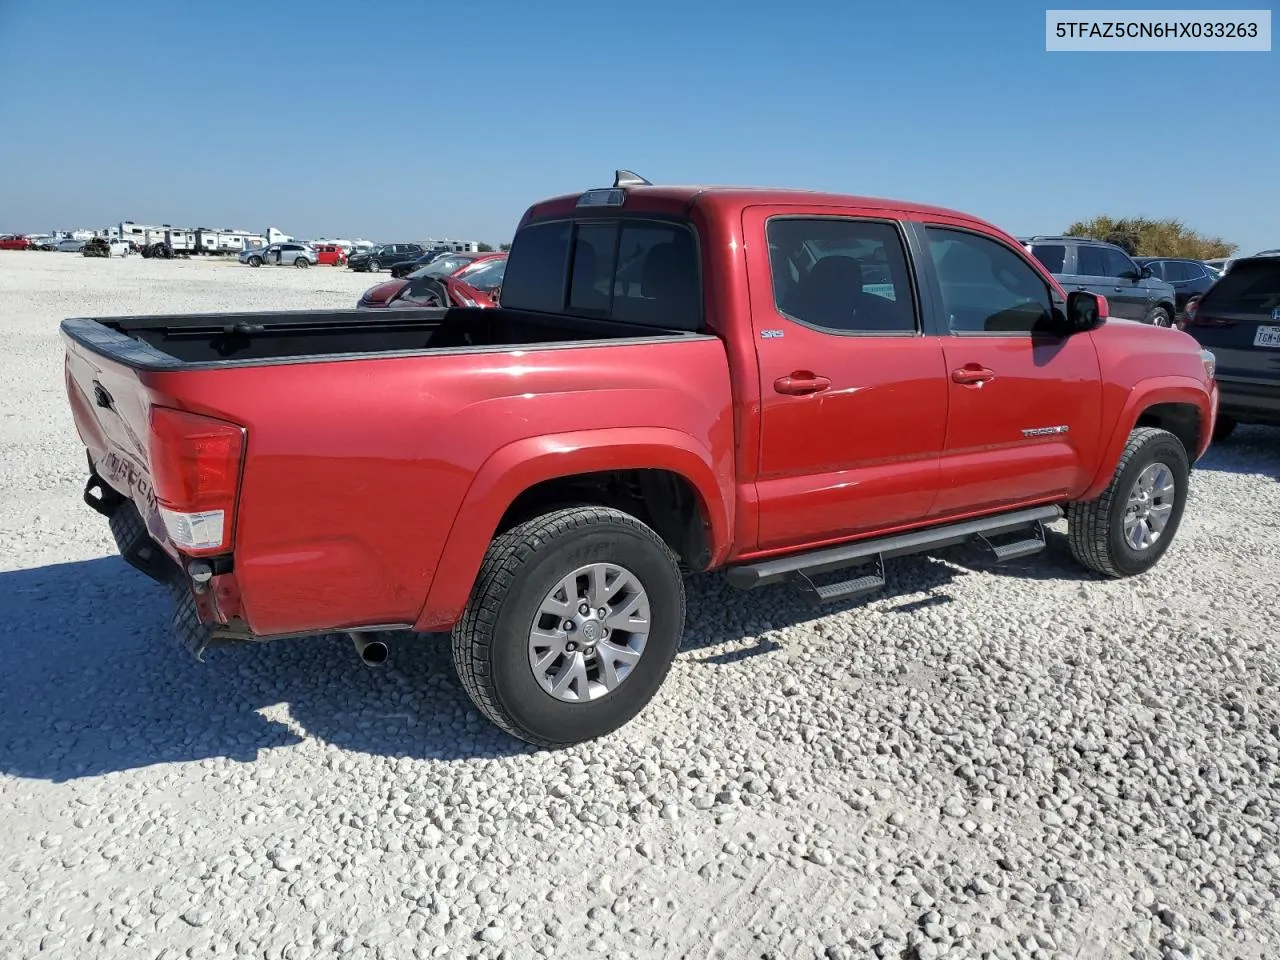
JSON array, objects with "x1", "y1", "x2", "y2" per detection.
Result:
[
  {"x1": 499, "y1": 243, "x2": 512, "y2": 252},
  {"x1": 1065, "y1": 216, "x2": 1236, "y2": 259},
  {"x1": 476, "y1": 242, "x2": 495, "y2": 252}
]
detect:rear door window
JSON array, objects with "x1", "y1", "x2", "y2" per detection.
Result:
[
  {"x1": 501, "y1": 218, "x2": 701, "y2": 330},
  {"x1": 1076, "y1": 245, "x2": 1107, "y2": 276},
  {"x1": 1029, "y1": 244, "x2": 1066, "y2": 273}
]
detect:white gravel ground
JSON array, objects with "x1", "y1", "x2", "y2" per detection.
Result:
[{"x1": 2, "y1": 249, "x2": 1279, "y2": 960}]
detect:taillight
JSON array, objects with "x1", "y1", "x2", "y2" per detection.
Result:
[{"x1": 147, "y1": 406, "x2": 246, "y2": 554}]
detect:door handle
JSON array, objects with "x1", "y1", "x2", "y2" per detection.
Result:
[
  {"x1": 1113, "y1": 286, "x2": 1124, "y2": 292},
  {"x1": 951, "y1": 365, "x2": 995, "y2": 385},
  {"x1": 774, "y1": 372, "x2": 831, "y2": 396},
  {"x1": 1074, "y1": 285, "x2": 1089, "y2": 290}
]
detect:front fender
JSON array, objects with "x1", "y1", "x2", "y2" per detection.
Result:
[
  {"x1": 1081, "y1": 375, "x2": 1216, "y2": 501},
  {"x1": 413, "y1": 427, "x2": 734, "y2": 631}
]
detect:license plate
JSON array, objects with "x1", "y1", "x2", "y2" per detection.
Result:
[{"x1": 1254, "y1": 325, "x2": 1280, "y2": 348}]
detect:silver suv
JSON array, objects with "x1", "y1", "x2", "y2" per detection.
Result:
[
  {"x1": 240, "y1": 242, "x2": 318, "y2": 268},
  {"x1": 1021, "y1": 236, "x2": 1178, "y2": 327}
]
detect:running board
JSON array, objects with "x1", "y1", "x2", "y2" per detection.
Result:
[
  {"x1": 976, "y1": 521, "x2": 1048, "y2": 562},
  {"x1": 724, "y1": 505, "x2": 1063, "y2": 594},
  {"x1": 794, "y1": 554, "x2": 887, "y2": 604}
]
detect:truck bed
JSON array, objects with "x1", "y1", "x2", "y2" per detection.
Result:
[{"x1": 60, "y1": 305, "x2": 704, "y2": 370}]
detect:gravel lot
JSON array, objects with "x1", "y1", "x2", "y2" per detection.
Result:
[{"x1": 2, "y1": 249, "x2": 1278, "y2": 960}]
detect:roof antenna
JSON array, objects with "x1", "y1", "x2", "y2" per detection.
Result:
[{"x1": 614, "y1": 169, "x2": 651, "y2": 187}]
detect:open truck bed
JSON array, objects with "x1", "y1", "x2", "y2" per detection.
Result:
[
  {"x1": 60, "y1": 305, "x2": 706, "y2": 369},
  {"x1": 60, "y1": 301, "x2": 730, "y2": 659}
]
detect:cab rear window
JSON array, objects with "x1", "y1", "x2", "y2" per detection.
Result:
[
  {"x1": 500, "y1": 218, "x2": 701, "y2": 330},
  {"x1": 1198, "y1": 260, "x2": 1280, "y2": 315}
]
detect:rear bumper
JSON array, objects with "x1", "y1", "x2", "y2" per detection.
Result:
[{"x1": 1217, "y1": 377, "x2": 1280, "y2": 425}]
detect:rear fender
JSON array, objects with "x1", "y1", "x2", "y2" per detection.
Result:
[
  {"x1": 1080, "y1": 376, "x2": 1216, "y2": 501},
  {"x1": 413, "y1": 427, "x2": 734, "y2": 631}
]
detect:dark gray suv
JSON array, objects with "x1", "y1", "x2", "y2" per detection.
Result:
[{"x1": 1020, "y1": 236, "x2": 1178, "y2": 327}]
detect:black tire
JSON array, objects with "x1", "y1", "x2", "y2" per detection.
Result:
[
  {"x1": 451, "y1": 506, "x2": 686, "y2": 748},
  {"x1": 368, "y1": 259, "x2": 380, "y2": 273},
  {"x1": 248, "y1": 256, "x2": 262, "y2": 267},
  {"x1": 1146, "y1": 305, "x2": 1173, "y2": 328},
  {"x1": 1212, "y1": 416, "x2": 1237, "y2": 443},
  {"x1": 294, "y1": 257, "x2": 309, "y2": 268},
  {"x1": 1066, "y1": 426, "x2": 1190, "y2": 578}
]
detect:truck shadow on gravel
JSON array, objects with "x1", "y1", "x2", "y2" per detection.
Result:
[
  {"x1": 0, "y1": 529, "x2": 1168, "y2": 782},
  {"x1": 0, "y1": 557, "x2": 540, "y2": 782}
]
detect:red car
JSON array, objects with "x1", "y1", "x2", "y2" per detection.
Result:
[
  {"x1": 357, "y1": 253, "x2": 506, "y2": 308},
  {"x1": 62, "y1": 171, "x2": 1216, "y2": 748},
  {"x1": 313, "y1": 243, "x2": 347, "y2": 267},
  {"x1": 0, "y1": 234, "x2": 34, "y2": 250}
]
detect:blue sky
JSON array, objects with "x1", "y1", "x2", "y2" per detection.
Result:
[{"x1": 0, "y1": 0, "x2": 1274, "y2": 252}]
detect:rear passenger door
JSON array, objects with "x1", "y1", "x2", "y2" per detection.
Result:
[
  {"x1": 913, "y1": 222, "x2": 1103, "y2": 515},
  {"x1": 742, "y1": 206, "x2": 949, "y2": 550}
]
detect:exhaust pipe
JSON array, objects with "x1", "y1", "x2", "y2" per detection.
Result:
[{"x1": 350, "y1": 632, "x2": 389, "y2": 667}]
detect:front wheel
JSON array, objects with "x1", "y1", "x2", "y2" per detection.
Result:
[
  {"x1": 451, "y1": 506, "x2": 686, "y2": 748},
  {"x1": 1066, "y1": 426, "x2": 1189, "y2": 578},
  {"x1": 248, "y1": 256, "x2": 262, "y2": 267},
  {"x1": 368, "y1": 259, "x2": 380, "y2": 273}
]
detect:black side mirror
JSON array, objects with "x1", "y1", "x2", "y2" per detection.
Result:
[
  {"x1": 1119, "y1": 267, "x2": 1142, "y2": 281},
  {"x1": 1066, "y1": 290, "x2": 1107, "y2": 332},
  {"x1": 1139, "y1": 265, "x2": 1155, "y2": 279}
]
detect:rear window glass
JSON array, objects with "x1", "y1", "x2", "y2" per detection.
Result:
[
  {"x1": 1029, "y1": 244, "x2": 1066, "y2": 273},
  {"x1": 500, "y1": 218, "x2": 701, "y2": 330},
  {"x1": 1199, "y1": 261, "x2": 1280, "y2": 314}
]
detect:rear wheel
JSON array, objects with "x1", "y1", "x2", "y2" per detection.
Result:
[
  {"x1": 451, "y1": 506, "x2": 685, "y2": 748},
  {"x1": 1212, "y1": 416, "x2": 1237, "y2": 443},
  {"x1": 294, "y1": 257, "x2": 309, "y2": 268},
  {"x1": 1146, "y1": 305, "x2": 1173, "y2": 328},
  {"x1": 1067, "y1": 426, "x2": 1189, "y2": 578}
]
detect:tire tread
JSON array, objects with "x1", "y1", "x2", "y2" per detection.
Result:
[
  {"x1": 1066, "y1": 426, "x2": 1182, "y2": 578},
  {"x1": 451, "y1": 506, "x2": 683, "y2": 748}
]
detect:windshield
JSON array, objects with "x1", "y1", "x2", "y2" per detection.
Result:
[
  {"x1": 456, "y1": 257, "x2": 506, "y2": 290},
  {"x1": 407, "y1": 255, "x2": 474, "y2": 279}
]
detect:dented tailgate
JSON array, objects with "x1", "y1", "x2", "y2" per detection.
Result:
[{"x1": 64, "y1": 339, "x2": 173, "y2": 560}]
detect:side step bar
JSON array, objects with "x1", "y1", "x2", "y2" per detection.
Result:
[{"x1": 725, "y1": 505, "x2": 1062, "y2": 602}]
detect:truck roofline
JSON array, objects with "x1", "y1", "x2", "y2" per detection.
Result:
[{"x1": 520, "y1": 184, "x2": 987, "y2": 228}]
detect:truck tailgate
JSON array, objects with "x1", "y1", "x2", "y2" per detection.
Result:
[{"x1": 66, "y1": 342, "x2": 172, "y2": 554}]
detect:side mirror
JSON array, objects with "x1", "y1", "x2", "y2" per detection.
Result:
[
  {"x1": 1139, "y1": 265, "x2": 1155, "y2": 279},
  {"x1": 1066, "y1": 291, "x2": 1108, "y2": 332},
  {"x1": 1119, "y1": 267, "x2": 1142, "y2": 281}
]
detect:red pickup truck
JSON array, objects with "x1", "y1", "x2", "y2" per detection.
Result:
[{"x1": 62, "y1": 171, "x2": 1219, "y2": 748}]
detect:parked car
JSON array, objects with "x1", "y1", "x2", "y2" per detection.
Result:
[
  {"x1": 313, "y1": 243, "x2": 347, "y2": 267},
  {"x1": 82, "y1": 237, "x2": 131, "y2": 258},
  {"x1": 0, "y1": 234, "x2": 34, "y2": 250},
  {"x1": 356, "y1": 253, "x2": 507, "y2": 308},
  {"x1": 1182, "y1": 255, "x2": 1280, "y2": 441},
  {"x1": 347, "y1": 243, "x2": 425, "y2": 273},
  {"x1": 61, "y1": 171, "x2": 1217, "y2": 748},
  {"x1": 1022, "y1": 236, "x2": 1178, "y2": 327},
  {"x1": 391, "y1": 249, "x2": 490, "y2": 279},
  {"x1": 240, "y1": 243, "x2": 318, "y2": 268},
  {"x1": 1133, "y1": 257, "x2": 1219, "y2": 321},
  {"x1": 359, "y1": 274, "x2": 498, "y2": 310},
  {"x1": 55, "y1": 237, "x2": 87, "y2": 253}
]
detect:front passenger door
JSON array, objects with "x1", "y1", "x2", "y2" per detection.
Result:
[{"x1": 919, "y1": 224, "x2": 1104, "y2": 516}]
